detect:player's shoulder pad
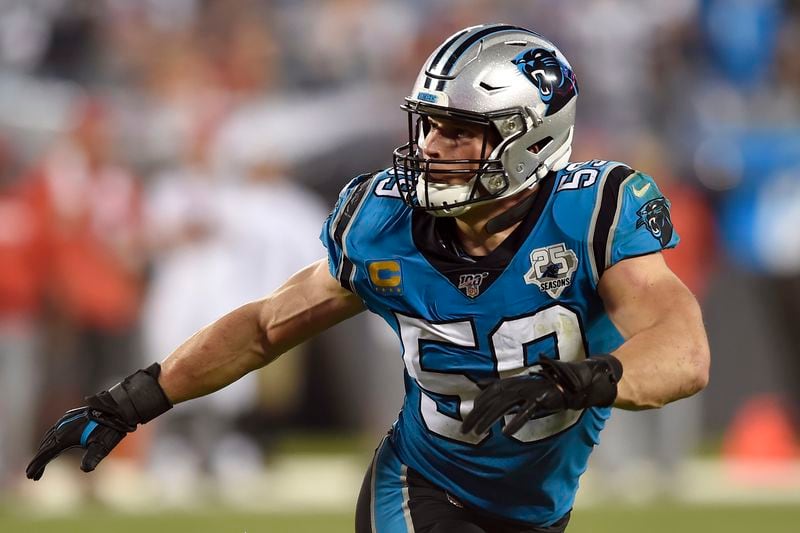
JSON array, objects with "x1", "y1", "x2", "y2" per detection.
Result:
[
  {"x1": 326, "y1": 171, "x2": 377, "y2": 255},
  {"x1": 551, "y1": 159, "x2": 634, "y2": 242},
  {"x1": 322, "y1": 171, "x2": 378, "y2": 292},
  {"x1": 328, "y1": 167, "x2": 408, "y2": 233},
  {"x1": 559, "y1": 160, "x2": 678, "y2": 283},
  {"x1": 322, "y1": 168, "x2": 409, "y2": 292},
  {"x1": 602, "y1": 167, "x2": 678, "y2": 276},
  {"x1": 551, "y1": 160, "x2": 677, "y2": 283},
  {"x1": 330, "y1": 171, "x2": 377, "y2": 219}
]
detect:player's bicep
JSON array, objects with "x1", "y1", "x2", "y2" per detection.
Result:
[
  {"x1": 597, "y1": 253, "x2": 699, "y2": 339},
  {"x1": 258, "y1": 259, "x2": 365, "y2": 358}
]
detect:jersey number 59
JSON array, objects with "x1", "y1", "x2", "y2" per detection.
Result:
[{"x1": 395, "y1": 304, "x2": 586, "y2": 445}]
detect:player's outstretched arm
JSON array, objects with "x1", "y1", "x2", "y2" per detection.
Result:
[
  {"x1": 27, "y1": 259, "x2": 365, "y2": 480},
  {"x1": 160, "y1": 259, "x2": 365, "y2": 403},
  {"x1": 598, "y1": 252, "x2": 710, "y2": 410}
]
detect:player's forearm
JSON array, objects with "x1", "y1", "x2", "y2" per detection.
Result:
[
  {"x1": 156, "y1": 261, "x2": 365, "y2": 405},
  {"x1": 158, "y1": 301, "x2": 273, "y2": 404},
  {"x1": 611, "y1": 295, "x2": 710, "y2": 410}
]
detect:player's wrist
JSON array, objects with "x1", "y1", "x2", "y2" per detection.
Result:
[
  {"x1": 537, "y1": 355, "x2": 623, "y2": 410},
  {"x1": 582, "y1": 354, "x2": 623, "y2": 407},
  {"x1": 95, "y1": 363, "x2": 173, "y2": 427}
]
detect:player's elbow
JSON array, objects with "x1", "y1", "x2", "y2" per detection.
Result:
[
  {"x1": 685, "y1": 340, "x2": 710, "y2": 396},
  {"x1": 657, "y1": 343, "x2": 710, "y2": 408},
  {"x1": 620, "y1": 342, "x2": 710, "y2": 411},
  {"x1": 677, "y1": 297, "x2": 710, "y2": 398}
]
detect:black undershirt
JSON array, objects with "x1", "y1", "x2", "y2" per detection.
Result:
[{"x1": 411, "y1": 173, "x2": 557, "y2": 298}]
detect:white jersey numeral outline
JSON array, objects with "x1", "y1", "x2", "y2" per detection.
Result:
[{"x1": 396, "y1": 304, "x2": 586, "y2": 444}]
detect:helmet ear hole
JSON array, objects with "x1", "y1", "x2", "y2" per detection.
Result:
[{"x1": 528, "y1": 137, "x2": 553, "y2": 155}]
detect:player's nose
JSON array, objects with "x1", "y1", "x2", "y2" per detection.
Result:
[{"x1": 421, "y1": 130, "x2": 444, "y2": 160}]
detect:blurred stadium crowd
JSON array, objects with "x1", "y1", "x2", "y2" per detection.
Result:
[{"x1": 0, "y1": 0, "x2": 799, "y2": 508}]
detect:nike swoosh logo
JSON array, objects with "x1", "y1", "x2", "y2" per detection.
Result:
[{"x1": 632, "y1": 183, "x2": 651, "y2": 197}]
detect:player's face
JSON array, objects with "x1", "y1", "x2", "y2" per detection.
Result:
[{"x1": 420, "y1": 117, "x2": 496, "y2": 184}]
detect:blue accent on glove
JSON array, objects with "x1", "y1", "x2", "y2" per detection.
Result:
[
  {"x1": 56, "y1": 413, "x2": 85, "y2": 431},
  {"x1": 80, "y1": 421, "x2": 99, "y2": 447}
]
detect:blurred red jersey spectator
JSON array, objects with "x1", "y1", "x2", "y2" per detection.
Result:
[
  {"x1": 0, "y1": 139, "x2": 46, "y2": 321},
  {"x1": 0, "y1": 135, "x2": 46, "y2": 489},
  {"x1": 28, "y1": 97, "x2": 144, "y2": 331}
]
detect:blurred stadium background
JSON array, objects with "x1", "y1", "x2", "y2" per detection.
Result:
[{"x1": 0, "y1": 0, "x2": 799, "y2": 531}]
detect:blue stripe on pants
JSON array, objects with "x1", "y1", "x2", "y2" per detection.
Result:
[{"x1": 372, "y1": 437, "x2": 415, "y2": 533}]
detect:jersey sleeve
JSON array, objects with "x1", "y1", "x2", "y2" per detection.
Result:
[
  {"x1": 319, "y1": 172, "x2": 374, "y2": 292},
  {"x1": 593, "y1": 167, "x2": 679, "y2": 276}
]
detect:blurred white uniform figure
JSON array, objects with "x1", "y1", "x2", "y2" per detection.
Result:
[{"x1": 142, "y1": 161, "x2": 327, "y2": 504}]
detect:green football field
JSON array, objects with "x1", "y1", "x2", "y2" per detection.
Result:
[{"x1": 2, "y1": 504, "x2": 798, "y2": 533}]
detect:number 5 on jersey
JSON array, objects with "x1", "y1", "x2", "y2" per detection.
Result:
[{"x1": 395, "y1": 304, "x2": 586, "y2": 445}]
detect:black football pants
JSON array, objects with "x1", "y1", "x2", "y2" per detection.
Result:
[{"x1": 355, "y1": 437, "x2": 570, "y2": 533}]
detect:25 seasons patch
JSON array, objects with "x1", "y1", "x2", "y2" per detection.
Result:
[{"x1": 524, "y1": 243, "x2": 578, "y2": 298}]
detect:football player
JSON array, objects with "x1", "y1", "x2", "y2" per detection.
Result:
[{"x1": 27, "y1": 24, "x2": 709, "y2": 533}]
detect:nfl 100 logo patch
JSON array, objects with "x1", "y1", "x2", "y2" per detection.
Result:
[
  {"x1": 458, "y1": 272, "x2": 489, "y2": 298},
  {"x1": 524, "y1": 243, "x2": 578, "y2": 298}
]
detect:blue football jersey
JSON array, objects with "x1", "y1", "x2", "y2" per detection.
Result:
[{"x1": 320, "y1": 160, "x2": 678, "y2": 526}]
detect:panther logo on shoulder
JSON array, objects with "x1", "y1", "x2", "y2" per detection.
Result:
[{"x1": 636, "y1": 197, "x2": 673, "y2": 247}]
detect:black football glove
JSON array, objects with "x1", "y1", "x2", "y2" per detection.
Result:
[
  {"x1": 461, "y1": 355, "x2": 623, "y2": 437},
  {"x1": 26, "y1": 363, "x2": 172, "y2": 481}
]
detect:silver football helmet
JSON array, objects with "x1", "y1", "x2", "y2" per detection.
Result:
[{"x1": 392, "y1": 24, "x2": 578, "y2": 216}]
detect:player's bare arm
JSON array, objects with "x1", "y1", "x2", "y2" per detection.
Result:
[
  {"x1": 598, "y1": 252, "x2": 710, "y2": 410},
  {"x1": 160, "y1": 258, "x2": 365, "y2": 404},
  {"x1": 26, "y1": 259, "x2": 364, "y2": 479}
]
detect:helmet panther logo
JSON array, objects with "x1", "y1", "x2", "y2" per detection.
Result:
[
  {"x1": 636, "y1": 197, "x2": 674, "y2": 247},
  {"x1": 512, "y1": 48, "x2": 578, "y2": 116}
]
